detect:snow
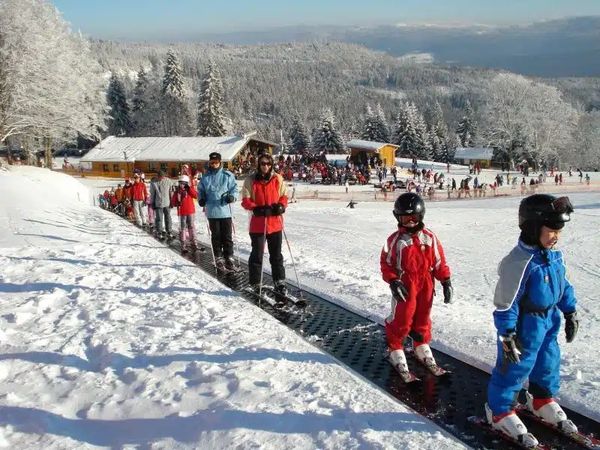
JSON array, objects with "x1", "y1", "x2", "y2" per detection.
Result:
[{"x1": 0, "y1": 165, "x2": 466, "y2": 449}]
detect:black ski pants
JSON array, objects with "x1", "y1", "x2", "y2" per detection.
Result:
[
  {"x1": 209, "y1": 217, "x2": 233, "y2": 259},
  {"x1": 248, "y1": 230, "x2": 285, "y2": 285}
]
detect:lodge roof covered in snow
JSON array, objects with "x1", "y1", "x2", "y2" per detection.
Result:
[
  {"x1": 81, "y1": 134, "x2": 277, "y2": 163},
  {"x1": 454, "y1": 147, "x2": 494, "y2": 160},
  {"x1": 346, "y1": 139, "x2": 399, "y2": 152}
]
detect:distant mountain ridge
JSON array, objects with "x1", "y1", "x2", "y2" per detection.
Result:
[{"x1": 177, "y1": 16, "x2": 600, "y2": 78}]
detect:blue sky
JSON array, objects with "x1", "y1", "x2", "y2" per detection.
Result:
[{"x1": 52, "y1": 0, "x2": 600, "y2": 40}]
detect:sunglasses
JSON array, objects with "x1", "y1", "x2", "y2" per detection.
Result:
[
  {"x1": 260, "y1": 161, "x2": 272, "y2": 166},
  {"x1": 209, "y1": 159, "x2": 221, "y2": 164}
]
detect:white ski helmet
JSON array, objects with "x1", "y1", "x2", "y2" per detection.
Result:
[{"x1": 179, "y1": 174, "x2": 190, "y2": 184}]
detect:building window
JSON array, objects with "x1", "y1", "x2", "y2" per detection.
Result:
[
  {"x1": 149, "y1": 162, "x2": 157, "y2": 172},
  {"x1": 113, "y1": 164, "x2": 119, "y2": 172},
  {"x1": 102, "y1": 164, "x2": 109, "y2": 172}
]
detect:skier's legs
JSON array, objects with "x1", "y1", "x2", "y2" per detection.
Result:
[
  {"x1": 221, "y1": 218, "x2": 234, "y2": 258},
  {"x1": 209, "y1": 218, "x2": 223, "y2": 258},
  {"x1": 186, "y1": 214, "x2": 195, "y2": 244},
  {"x1": 179, "y1": 216, "x2": 187, "y2": 244},
  {"x1": 249, "y1": 232, "x2": 265, "y2": 285},
  {"x1": 133, "y1": 200, "x2": 145, "y2": 226},
  {"x1": 410, "y1": 281, "x2": 434, "y2": 345},
  {"x1": 164, "y1": 208, "x2": 172, "y2": 235},
  {"x1": 267, "y1": 230, "x2": 285, "y2": 282},
  {"x1": 155, "y1": 206, "x2": 163, "y2": 232},
  {"x1": 488, "y1": 314, "x2": 546, "y2": 415},
  {"x1": 385, "y1": 295, "x2": 417, "y2": 351},
  {"x1": 529, "y1": 308, "x2": 561, "y2": 399}
]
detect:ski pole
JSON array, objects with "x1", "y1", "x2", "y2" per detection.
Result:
[
  {"x1": 203, "y1": 209, "x2": 217, "y2": 270},
  {"x1": 228, "y1": 202, "x2": 241, "y2": 269},
  {"x1": 282, "y1": 220, "x2": 303, "y2": 299}
]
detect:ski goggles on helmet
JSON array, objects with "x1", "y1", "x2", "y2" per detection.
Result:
[
  {"x1": 547, "y1": 196, "x2": 574, "y2": 224},
  {"x1": 399, "y1": 214, "x2": 420, "y2": 223}
]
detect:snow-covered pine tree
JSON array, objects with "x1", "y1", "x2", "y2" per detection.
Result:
[
  {"x1": 409, "y1": 103, "x2": 428, "y2": 159},
  {"x1": 131, "y1": 67, "x2": 150, "y2": 135},
  {"x1": 106, "y1": 73, "x2": 132, "y2": 136},
  {"x1": 360, "y1": 104, "x2": 377, "y2": 141},
  {"x1": 312, "y1": 108, "x2": 345, "y2": 154},
  {"x1": 289, "y1": 116, "x2": 310, "y2": 154},
  {"x1": 197, "y1": 61, "x2": 227, "y2": 137},
  {"x1": 456, "y1": 100, "x2": 477, "y2": 147},
  {"x1": 159, "y1": 50, "x2": 191, "y2": 136},
  {"x1": 391, "y1": 103, "x2": 414, "y2": 157},
  {"x1": 374, "y1": 104, "x2": 390, "y2": 142}
]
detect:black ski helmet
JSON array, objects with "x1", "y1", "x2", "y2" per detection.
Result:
[
  {"x1": 519, "y1": 194, "x2": 574, "y2": 245},
  {"x1": 393, "y1": 193, "x2": 425, "y2": 228}
]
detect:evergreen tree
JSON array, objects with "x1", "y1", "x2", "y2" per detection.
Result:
[
  {"x1": 289, "y1": 116, "x2": 310, "y2": 153},
  {"x1": 456, "y1": 100, "x2": 477, "y2": 147},
  {"x1": 312, "y1": 108, "x2": 345, "y2": 154},
  {"x1": 197, "y1": 61, "x2": 227, "y2": 136},
  {"x1": 159, "y1": 50, "x2": 191, "y2": 136},
  {"x1": 374, "y1": 104, "x2": 390, "y2": 142},
  {"x1": 131, "y1": 67, "x2": 150, "y2": 135},
  {"x1": 391, "y1": 103, "x2": 415, "y2": 157},
  {"x1": 106, "y1": 73, "x2": 131, "y2": 136},
  {"x1": 360, "y1": 104, "x2": 378, "y2": 141},
  {"x1": 409, "y1": 103, "x2": 428, "y2": 159}
]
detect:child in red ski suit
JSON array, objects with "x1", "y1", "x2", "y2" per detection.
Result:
[
  {"x1": 171, "y1": 174, "x2": 198, "y2": 252},
  {"x1": 380, "y1": 192, "x2": 453, "y2": 378}
]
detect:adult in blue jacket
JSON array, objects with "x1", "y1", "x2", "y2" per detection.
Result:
[
  {"x1": 485, "y1": 194, "x2": 579, "y2": 447},
  {"x1": 199, "y1": 152, "x2": 238, "y2": 270}
]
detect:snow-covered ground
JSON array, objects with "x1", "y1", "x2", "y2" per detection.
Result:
[
  {"x1": 0, "y1": 166, "x2": 466, "y2": 449},
  {"x1": 3, "y1": 164, "x2": 599, "y2": 448}
]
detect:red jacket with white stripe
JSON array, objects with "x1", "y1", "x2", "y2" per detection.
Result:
[
  {"x1": 241, "y1": 172, "x2": 288, "y2": 234},
  {"x1": 380, "y1": 226, "x2": 451, "y2": 286},
  {"x1": 132, "y1": 181, "x2": 148, "y2": 202}
]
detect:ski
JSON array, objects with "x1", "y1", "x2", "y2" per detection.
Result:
[
  {"x1": 242, "y1": 286, "x2": 284, "y2": 308},
  {"x1": 468, "y1": 416, "x2": 552, "y2": 450},
  {"x1": 262, "y1": 285, "x2": 307, "y2": 308},
  {"x1": 516, "y1": 405, "x2": 600, "y2": 450}
]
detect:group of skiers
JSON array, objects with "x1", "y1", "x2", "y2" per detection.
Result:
[
  {"x1": 103, "y1": 153, "x2": 581, "y2": 447},
  {"x1": 383, "y1": 191, "x2": 578, "y2": 447}
]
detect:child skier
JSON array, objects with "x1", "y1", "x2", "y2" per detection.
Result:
[
  {"x1": 380, "y1": 192, "x2": 453, "y2": 382},
  {"x1": 486, "y1": 194, "x2": 578, "y2": 447},
  {"x1": 171, "y1": 174, "x2": 198, "y2": 253}
]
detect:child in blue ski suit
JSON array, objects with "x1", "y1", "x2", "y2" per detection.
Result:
[{"x1": 486, "y1": 194, "x2": 579, "y2": 446}]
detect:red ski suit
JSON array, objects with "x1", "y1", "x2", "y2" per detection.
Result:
[{"x1": 380, "y1": 226, "x2": 451, "y2": 351}]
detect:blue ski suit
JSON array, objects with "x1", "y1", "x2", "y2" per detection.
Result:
[{"x1": 487, "y1": 240, "x2": 577, "y2": 415}]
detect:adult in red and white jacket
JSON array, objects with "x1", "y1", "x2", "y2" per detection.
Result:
[
  {"x1": 381, "y1": 193, "x2": 453, "y2": 375},
  {"x1": 131, "y1": 173, "x2": 148, "y2": 226},
  {"x1": 241, "y1": 152, "x2": 288, "y2": 293},
  {"x1": 171, "y1": 175, "x2": 198, "y2": 251}
]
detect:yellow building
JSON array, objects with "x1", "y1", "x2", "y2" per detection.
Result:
[
  {"x1": 80, "y1": 133, "x2": 276, "y2": 178},
  {"x1": 346, "y1": 139, "x2": 399, "y2": 168}
]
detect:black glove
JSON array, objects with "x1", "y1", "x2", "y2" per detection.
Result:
[
  {"x1": 271, "y1": 202, "x2": 285, "y2": 216},
  {"x1": 389, "y1": 279, "x2": 408, "y2": 302},
  {"x1": 253, "y1": 206, "x2": 272, "y2": 217},
  {"x1": 198, "y1": 197, "x2": 206, "y2": 207},
  {"x1": 225, "y1": 194, "x2": 235, "y2": 204},
  {"x1": 499, "y1": 331, "x2": 522, "y2": 364},
  {"x1": 565, "y1": 311, "x2": 579, "y2": 343},
  {"x1": 441, "y1": 279, "x2": 453, "y2": 304}
]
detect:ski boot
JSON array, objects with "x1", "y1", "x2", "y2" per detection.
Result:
[
  {"x1": 274, "y1": 280, "x2": 288, "y2": 296},
  {"x1": 414, "y1": 343, "x2": 448, "y2": 375},
  {"x1": 215, "y1": 257, "x2": 227, "y2": 272},
  {"x1": 224, "y1": 256, "x2": 237, "y2": 271},
  {"x1": 525, "y1": 391, "x2": 578, "y2": 433},
  {"x1": 485, "y1": 403, "x2": 539, "y2": 448},
  {"x1": 389, "y1": 349, "x2": 418, "y2": 383}
]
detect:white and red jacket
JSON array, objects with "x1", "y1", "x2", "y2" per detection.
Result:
[
  {"x1": 132, "y1": 181, "x2": 148, "y2": 202},
  {"x1": 381, "y1": 226, "x2": 451, "y2": 288},
  {"x1": 241, "y1": 172, "x2": 288, "y2": 234}
]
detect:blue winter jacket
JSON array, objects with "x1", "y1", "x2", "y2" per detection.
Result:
[
  {"x1": 199, "y1": 167, "x2": 238, "y2": 219},
  {"x1": 492, "y1": 240, "x2": 577, "y2": 335}
]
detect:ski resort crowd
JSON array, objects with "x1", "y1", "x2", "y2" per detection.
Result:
[{"x1": 100, "y1": 152, "x2": 583, "y2": 447}]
